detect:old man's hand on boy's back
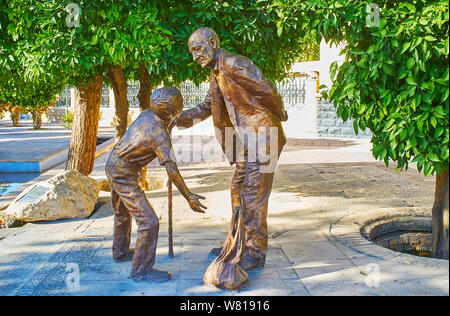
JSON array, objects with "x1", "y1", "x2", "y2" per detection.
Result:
[{"x1": 188, "y1": 193, "x2": 207, "y2": 213}]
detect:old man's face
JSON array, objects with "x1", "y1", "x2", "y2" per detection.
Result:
[{"x1": 188, "y1": 33, "x2": 217, "y2": 68}]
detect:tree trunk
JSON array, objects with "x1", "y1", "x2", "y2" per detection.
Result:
[
  {"x1": 137, "y1": 63, "x2": 153, "y2": 190},
  {"x1": 107, "y1": 65, "x2": 129, "y2": 139},
  {"x1": 31, "y1": 110, "x2": 42, "y2": 129},
  {"x1": 432, "y1": 168, "x2": 449, "y2": 259},
  {"x1": 10, "y1": 108, "x2": 20, "y2": 127},
  {"x1": 137, "y1": 62, "x2": 152, "y2": 110},
  {"x1": 66, "y1": 75, "x2": 103, "y2": 176}
]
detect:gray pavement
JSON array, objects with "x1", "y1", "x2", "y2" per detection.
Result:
[
  {"x1": 0, "y1": 134, "x2": 448, "y2": 296},
  {"x1": 0, "y1": 119, "x2": 114, "y2": 162},
  {"x1": 0, "y1": 120, "x2": 72, "y2": 162}
]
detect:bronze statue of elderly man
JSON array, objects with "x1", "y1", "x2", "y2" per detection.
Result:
[
  {"x1": 175, "y1": 27, "x2": 288, "y2": 271},
  {"x1": 106, "y1": 87, "x2": 207, "y2": 282}
]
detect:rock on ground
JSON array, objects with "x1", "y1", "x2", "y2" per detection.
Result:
[{"x1": 4, "y1": 170, "x2": 100, "y2": 222}]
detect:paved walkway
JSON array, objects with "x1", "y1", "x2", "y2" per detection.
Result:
[
  {"x1": 0, "y1": 120, "x2": 72, "y2": 162},
  {"x1": 0, "y1": 119, "x2": 114, "y2": 162},
  {"x1": 0, "y1": 137, "x2": 448, "y2": 296}
]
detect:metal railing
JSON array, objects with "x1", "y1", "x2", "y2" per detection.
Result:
[
  {"x1": 179, "y1": 81, "x2": 210, "y2": 109},
  {"x1": 276, "y1": 77, "x2": 306, "y2": 109},
  {"x1": 127, "y1": 81, "x2": 140, "y2": 108},
  {"x1": 55, "y1": 86, "x2": 71, "y2": 108},
  {"x1": 101, "y1": 83, "x2": 110, "y2": 108},
  {"x1": 178, "y1": 77, "x2": 307, "y2": 109},
  {"x1": 55, "y1": 76, "x2": 308, "y2": 110}
]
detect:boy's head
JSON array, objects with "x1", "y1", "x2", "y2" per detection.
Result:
[{"x1": 150, "y1": 87, "x2": 183, "y2": 124}]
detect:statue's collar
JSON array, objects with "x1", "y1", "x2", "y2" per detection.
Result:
[{"x1": 213, "y1": 48, "x2": 225, "y2": 74}]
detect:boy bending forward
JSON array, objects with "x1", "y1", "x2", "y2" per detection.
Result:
[{"x1": 106, "y1": 87, "x2": 206, "y2": 282}]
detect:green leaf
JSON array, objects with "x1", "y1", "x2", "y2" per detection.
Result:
[
  {"x1": 400, "y1": 42, "x2": 410, "y2": 54},
  {"x1": 406, "y1": 76, "x2": 417, "y2": 85},
  {"x1": 430, "y1": 116, "x2": 437, "y2": 128},
  {"x1": 330, "y1": 61, "x2": 338, "y2": 80},
  {"x1": 353, "y1": 120, "x2": 359, "y2": 135}
]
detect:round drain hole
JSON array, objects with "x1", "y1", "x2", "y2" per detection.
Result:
[{"x1": 361, "y1": 216, "x2": 432, "y2": 258}]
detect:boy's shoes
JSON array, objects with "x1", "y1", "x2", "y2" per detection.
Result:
[
  {"x1": 132, "y1": 269, "x2": 172, "y2": 282},
  {"x1": 113, "y1": 249, "x2": 135, "y2": 262}
]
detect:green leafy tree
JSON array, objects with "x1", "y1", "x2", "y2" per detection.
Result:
[
  {"x1": 278, "y1": 0, "x2": 449, "y2": 258},
  {"x1": 0, "y1": 0, "x2": 65, "y2": 129},
  {"x1": 6, "y1": 0, "x2": 172, "y2": 175},
  {"x1": 2, "y1": 77, "x2": 64, "y2": 129}
]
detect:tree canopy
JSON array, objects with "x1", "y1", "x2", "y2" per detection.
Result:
[
  {"x1": 0, "y1": 0, "x2": 66, "y2": 117},
  {"x1": 5, "y1": 0, "x2": 320, "y2": 87},
  {"x1": 6, "y1": 0, "x2": 172, "y2": 87},
  {"x1": 151, "y1": 0, "x2": 320, "y2": 86}
]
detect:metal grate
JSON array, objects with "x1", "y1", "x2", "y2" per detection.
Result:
[
  {"x1": 127, "y1": 81, "x2": 140, "y2": 108},
  {"x1": 178, "y1": 77, "x2": 307, "y2": 109},
  {"x1": 101, "y1": 83, "x2": 110, "y2": 108},
  {"x1": 276, "y1": 77, "x2": 306, "y2": 109},
  {"x1": 55, "y1": 86, "x2": 71, "y2": 107}
]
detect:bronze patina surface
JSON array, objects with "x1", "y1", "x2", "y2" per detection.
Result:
[
  {"x1": 177, "y1": 27, "x2": 287, "y2": 289},
  {"x1": 106, "y1": 87, "x2": 206, "y2": 282},
  {"x1": 203, "y1": 207, "x2": 248, "y2": 290}
]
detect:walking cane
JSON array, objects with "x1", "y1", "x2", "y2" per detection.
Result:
[
  {"x1": 168, "y1": 178, "x2": 174, "y2": 258},
  {"x1": 168, "y1": 126, "x2": 174, "y2": 258}
]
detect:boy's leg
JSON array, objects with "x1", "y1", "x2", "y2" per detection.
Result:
[
  {"x1": 106, "y1": 153, "x2": 169, "y2": 281},
  {"x1": 110, "y1": 180, "x2": 164, "y2": 279},
  {"x1": 111, "y1": 189, "x2": 132, "y2": 260},
  {"x1": 129, "y1": 189, "x2": 159, "y2": 277}
]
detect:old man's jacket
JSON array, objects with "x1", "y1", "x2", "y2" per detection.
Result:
[{"x1": 177, "y1": 48, "x2": 287, "y2": 165}]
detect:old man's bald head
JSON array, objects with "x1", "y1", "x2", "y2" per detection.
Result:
[{"x1": 188, "y1": 27, "x2": 220, "y2": 69}]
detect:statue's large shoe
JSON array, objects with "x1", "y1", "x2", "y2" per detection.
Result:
[
  {"x1": 210, "y1": 249, "x2": 266, "y2": 270},
  {"x1": 240, "y1": 256, "x2": 265, "y2": 271},
  {"x1": 132, "y1": 269, "x2": 172, "y2": 282}
]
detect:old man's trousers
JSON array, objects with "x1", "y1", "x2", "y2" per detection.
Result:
[{"x1": 230, "y1": 161, "x2": 275, "y2": 264}]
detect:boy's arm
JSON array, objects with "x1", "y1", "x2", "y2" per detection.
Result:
[
  {"x1": 153, "y1": 129, "x2": 206, "y2": 213},
  {"x1": 164, "y1": 161, "x2": 207, "y2": 213}
]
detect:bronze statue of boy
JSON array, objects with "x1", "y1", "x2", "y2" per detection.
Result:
[{"x1": 106, "y1": 87, "x2": 207, "y2": 282}]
